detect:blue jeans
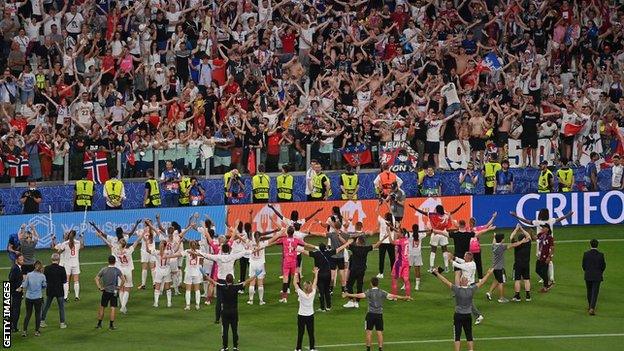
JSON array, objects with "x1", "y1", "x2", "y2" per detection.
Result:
[
  {"x1": 445, "y1": 102, "x2": 461, "y2": 116},
  {"x1": 163, "y1": 193, "x2": 179, "y2": 207},
  {"x1": 42, "y1": 295, "x2": 65, "y2": 323},
  {"x1": 20, "y1": 89, "x2": 34, "y2": 104}
]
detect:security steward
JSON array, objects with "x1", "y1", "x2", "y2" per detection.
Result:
[
  {"x1": 103, "y1": 170, "x2": 124, "y2": 210},
  {"x1": 179, "y1": 170, "x2": 192, "y2": 206},
  {"x1": 556, "y1": 158, "x2": 574, "y2": 192},
  {"x1": 340, "y1": 165, "x2": 359, "y2": 200},
  {"x1": 375, "y1": 163, "x2": 397, "y2": 200},
  {"x1": 252, "y1": 164, "x2": 270, "y2": 203},
  {"x1": 483, "y1": 153, "x2": 501, "y2": 195},
  {"x1": 144, "y1": 169, "x2": 161, "y2": 207},
  {"x1": 311, "y1": 163, "x2": 331, "y2": 201},
  {"x1": 74, "y1": 172, "x2": 94, "y2": 211},
  {"x1": 538, "y1": 160, "x2": 554, "y2": 193},
  {"x1": 276, "y1": 165, "x2": 294, "y2": 202}
]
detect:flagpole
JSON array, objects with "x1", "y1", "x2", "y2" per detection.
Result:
[
  {"x1": 80, "y1": 205, "x2": 88, "y2": 238},
  {"x1": 48, "y1": 205, "x2": 54, "y2": 243}
]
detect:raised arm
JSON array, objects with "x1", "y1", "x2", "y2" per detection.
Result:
[
  {"x1": 554, "y1": 211, "x2": 574, "y2": 224},
  {"x1": 432, "y1": 268, "x2": 453, "y2": 289},
  {"x1": 509, "y1": 211, "x2": 533, "y2": 225},
  {"x1": 476, "y1": 268, "x2": 494, "y2": 288}
]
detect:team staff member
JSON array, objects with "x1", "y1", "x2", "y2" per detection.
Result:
[
  {"x1": 342, "y1": 277, "x2": 410, "y2": 351},
  {"x1": 387, "y1": 182, "x2": 406, "y2": 223},
  {"x1": 276, "y1": 165, "x2": 294, "y2": 202},
  {"x1": 510, "y1": 225, "x2": 534, "y2": 302},
  {"x1": 556, "y1": 158, "x2": 574, "y2": 192},
  {"x1": 310, "y1": 163, "x2": 331, "y2": 201},
  {"x1": 483, "y1": 154, "x2": 501, "y2": 195},
  {"x1": 537, "y1": 161, "x2": 554, "y2": 193},
  {"x1": 340, "y1": 165, "x2": 359, "y2": 200},
  {"x1": 41, "y1": 253, "x2": 67, "y2": 329},
  {"x1": 252, "y1": 164, "x2": 270, "y2": 203},
  {"x1": 206, "y1": 274, "x2": 253, "y2": 351},
  {"x1": 582, "y1": 239, "x2": 606, "y2": 316},
  {"x1": 95, "y1": 255, "x2": 125, "y2": 330},
  {"x1": 610, "y1": 154, "x2": 623, "y2": 190},
  {"x1": 178, "y1": 170, "x2": 192, "y2": 206},
  {"x1": 74, "y1": 172, "x2": 94, "y2": 211},
  {"x1": 144, "y1": 169, "x2": 161, "y2": 208},
  {"x1": 103, "y1": 170, "x2": 125, "y2": 210},
  {"x1": 432, "y1": 267, "x2": 494, "y2": 351},
  {"x1": 294, "y1": 268, "x2": 319, "y2": 351},
  {"x1": 9, "y1": 254, "x2": 25, "y2": 332}
]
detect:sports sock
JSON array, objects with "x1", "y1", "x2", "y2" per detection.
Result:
[
  {"x1": 166, "y1": 289, "x2": 172, "y2": 305},
  {"x1": 109, "y1": 320, "x2": 114, "y2": 328},
  {"x1": 141, "y1": 269, "x2": 148, "y2": 286},
  {"x1": 150, "y1": 268, "x2": 156, "y2": 284},
  {"x1": 548, "y1": 261, "x2": 554, "y2": 281},
  {"x1": 415, "y1": 278, "x2": 420, "y2": 290},
  {"x1": 63, "y1": 282, "x2": 69, "y2": 299},
  {"x1": 154, "y1": 290, "x2": 160, "y2": 305},
  {"x1": 74, "y1": 282, "x2": 80, "y2": 298},
  {"x1": 282, "y1": 282, "x2": 288, "y2": 294},
  {"x1": 442, "y1": 252, "x2": 450, "y2": 268},
  {"x1": 195, "y1": 290, "x2": 201, "y2": 306},
  {"x1": 258, "y1": 286, "x2": 264, "y2": 301},
  {"x1": 429, "y1": 252, "x2": 435, "y2": 268},
  {"x1": 185, "y1": 290, "x2": 191, "y2": 306},
  {"x1": 249, "y1": 286, "x2": 255, "y2": 301},
  {"x1": 203, "y1": 282, "x2": 209, "y2": 296}
]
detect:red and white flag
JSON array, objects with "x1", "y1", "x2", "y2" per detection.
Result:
[
  {"x1": 83, "y1": 151, "x2": 110, "y2": 184},
  {"x1": 7, "y1": 154, "x2": 31, "y2": 177}
]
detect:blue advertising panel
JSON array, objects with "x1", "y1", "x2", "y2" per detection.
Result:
[
  {"x1": 0, "y1": 205, "x2": 227, "y2": 249},
  {"x1": 472, "y1": 191, "x2": 624, "y2": 227}
]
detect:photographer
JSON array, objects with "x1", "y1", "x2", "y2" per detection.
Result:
[
  {"x1": 386, "y1": 182, "x2": 406, "y2": 223},
  {"x1": 20, "y1": 181, "x2": 42, "y2": 214}
]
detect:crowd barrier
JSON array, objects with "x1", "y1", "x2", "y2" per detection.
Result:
[
  {"x1": 3, "y1": 191, "x2": 621, "y2": 249},
  {"x1": 0, "y1": 167, "x2": 614, "y2": 215}
]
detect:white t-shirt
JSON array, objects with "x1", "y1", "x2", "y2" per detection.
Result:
[
  {"x1": 296, "y1": 287, "x2": 316, "y2": 316},
  {"x1": 612, "y1": 165, "x2": 623, "y2": 188},
  {"x1": 44, "y1": 13, "x2": 63, "y2": 35},
  {"x1": 75, "y1": 101, "x2": 94, "y2": 125},
  {"x1": 249, "y1": 241, "x2": 269, "y2": 264},
  {"x1": 426, "y1": 119, "x2": 444, "y2": 142},
  {"x1": 182, "y1": 250, "x2": 202, "y2": 275},
  {"x1": 305, "y1": 168, "x2": 316, "y2": 195},
  {"x1": 378, "y1": 216, "x2": 391, "y2": 244},
  {"x1": 452, "y1": 258, "x2": 476, "y2": 284},
  {"x1": 441, "y1": 83, "x2": 460, "y2": 105},
  {"x1": 113, "y1": 246, "x2": 136, "y2": 271},
  {"x1": 408, "y1": 233, "x2": 427, "y2": 257},
  {"x1": 64, "y1": 12, "x2": 84, "y2": 34},
  {"x1": 299, "y1": 27, "x2": 316, "y2": 50}
]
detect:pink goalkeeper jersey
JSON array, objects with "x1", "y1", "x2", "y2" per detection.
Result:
[
  {"x1": 278, "y1": 237, "x2": 304, "y2": 265},
  {"x1": 394, "y1": 237, "x2": 409, "y2": 264}
]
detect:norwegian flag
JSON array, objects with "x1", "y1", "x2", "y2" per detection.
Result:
[
  {"x1": 83, "y1": 151, "x2": 110, "y2": 184},
  {"x1": 6, "y1": 154, "x2": 31, "y2": 177}
]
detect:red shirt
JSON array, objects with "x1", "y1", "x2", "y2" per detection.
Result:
[
  {"x1": 391, "y1": 11, "x2": 409, "y2": 31},
  {"x1": 267, "y1": 132, "x2": 281, "y2": 156},
  {"x1": 537, "y1": 232, "x2": 554, "y2": 262},
  {"x1": 384, "y1": 42, "x2": 398, "y2": 61},
  {"x1": 101, "y1": 55, "x2": 116, "y2": 76},
  {"x1": 281, "y1": 33, "x2": 296, "y2": 54},
  {"x1": 10, "y1": 118, "x2": 27, "y2": 135},
  {"x1": 212, "y1": 58, "x2": 226, "y2": 86},
  {"x1": 224, "y1": 81, "x2": 239, "y2": 95}
]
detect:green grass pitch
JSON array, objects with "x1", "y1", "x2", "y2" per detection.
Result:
[{"x1": 3, "y1": 225, "x2": 624, "y2": 350}]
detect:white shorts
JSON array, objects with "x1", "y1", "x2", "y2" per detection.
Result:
[
  {"x1": 65, "y1": 264, "x2": 81, "y2": 275},
  {"x1": 140, "y1": 251, "x2": 156, "y2": 264},
  {"x1": 119, "y1": 269, "x2": 133, "y2": 288},
  {"x1": 409, "y1": 255, "x2": 423, "y2": 267},
  {"x1": 430, "y1": 234, "x2": 449, "y2": 247},
  {"x1": 184, "y1": 272, "x2": 203, "y2": 285},
  {"x1": 248, "y1": 262, "x2": 266, "y2": 279},
  {"x1": 154, "y1": 267, "x2": 172, "y2": 284}
]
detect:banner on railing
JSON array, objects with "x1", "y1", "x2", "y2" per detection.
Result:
[
  {"x1": 0, "y1": 206, "x2": 228, "y2": 249},
  {"x1": 472, "y1": 191, "x2": 624, "y2": 227},
  {"x1": 226, "y1": 196, "x2": 472, "y2": 235}
]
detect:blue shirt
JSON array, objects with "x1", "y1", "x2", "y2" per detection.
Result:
[
  {"x1": 22, "y1": 271, "x2": 47, "y2": 299},
  {"x1": 585, "y1": 162, "x2": 597, "y2": 189},
  {"x1": 161, "y1": 169, "x2": 181, "y2": 194},
  {"x1": 7, "y1": 233, "x2": 20, "y2": 262}
]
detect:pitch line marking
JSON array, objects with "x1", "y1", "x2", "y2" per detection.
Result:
[{"x1": 311, "y1": 333, "x2": 624, "y2": 349}]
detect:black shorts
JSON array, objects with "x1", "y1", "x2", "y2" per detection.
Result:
[
  {"x1": 365, "y1": 312, "x2": 384, "y2": 331},
  {"x1": 494, "y1": 269, "x2": 506, "y2": 283},
  {"x1": 331, "y1": 257, "x2": 346, "y2": 270},
  {"x1": 521, "y1": 135, "x2": 538, "y2": 149},
  {"x1": 469, "y1": 137, "x2": 486, "y2": 151},
  {"x1": 101, "y1": 291, "x2": 118, "y2": 308},
  {"x1": 561, "y1": 134, "x2": 574, "y2": 146},
  {"x1": 513, "y1": 264, "x2": 530, "y2": 280},
  {"x1": 497, "y1": 132, "x2": 509, "y2": 147},
  {"x1": 453, "y1": 266, "x2": 462, "y2": 272},
  {"x1": 425, "y1": 141, "x2": 440, "y2": 154}
]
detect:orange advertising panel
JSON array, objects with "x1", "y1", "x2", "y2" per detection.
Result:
[{"x1": 226, "y1": 196, "x2": 472, "y2": 235}]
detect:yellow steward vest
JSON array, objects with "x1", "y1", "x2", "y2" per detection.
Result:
[
  {"x1": 311, "y1": 173, "x2": 331, "y2": 199},
  {"x1": 179, "y1": 177, "x2": 192, "y2": 204},
  {"x1": 341, "y1": 173, "x2": 358, "y2": 199},
  {"x1": 104, "y1": 179, "x2": 123, "y2": 206},
  {"x1": 75, "y1": 179, "x2": 94, "y2": 206},
  {"x1": 557, "y1": 168, "x2": 573, "y2": 192},
  {"x1": 484, "y1": 162, "x2": 502, "y2": 188},
  {"x1": 276, "y1": 174, "x2": 294, "y2": 200},
  {"x1": 145, "y1": 178, "x2": 161, "y2": 206},
  {"x1": 252, "y1": 174, "x2": 270, "y2": 200},
  {"x1": 538, "y1": 169, "x2": 553, "y2": 193}
]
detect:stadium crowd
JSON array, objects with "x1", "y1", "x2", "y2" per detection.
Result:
[{"x1": 0, "y1": 0, "x2": 623, "y2": 186}]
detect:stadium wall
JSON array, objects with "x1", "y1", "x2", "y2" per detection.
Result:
[
  {"x1": 3, "y1": 191, "x2": 622, "y2": 249},
  {"x1": 0, "y1": 167, "x2": 613, "y2": 215}
]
